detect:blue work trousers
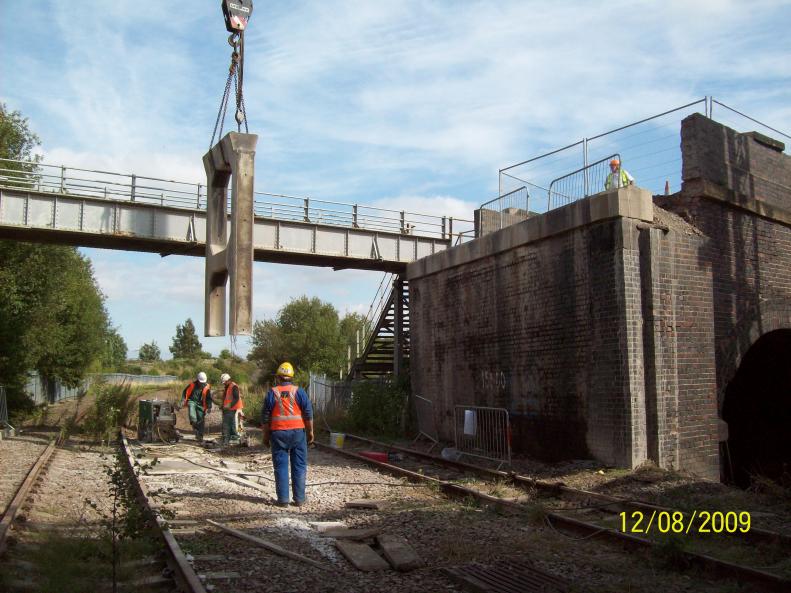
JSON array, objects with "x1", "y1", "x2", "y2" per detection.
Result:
[{"x1": 270, "y1": 429, "x2": 307, "y2": 504}]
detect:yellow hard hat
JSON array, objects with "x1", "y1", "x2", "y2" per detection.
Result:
[{"x1": 277, "y1": 362, "x2": 294, "y2": 379}]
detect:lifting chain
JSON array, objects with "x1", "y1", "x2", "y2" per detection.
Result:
[{"x1": 209, "y1": 31, "x2": 249, "y2": 149}]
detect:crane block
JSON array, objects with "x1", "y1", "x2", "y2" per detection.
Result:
[
  {"x1": 203, "y1": 131, "x2": 258, "y2": 337},
  {"x1": 222, "y1": 0, "x2": 253, "y2": 32}
]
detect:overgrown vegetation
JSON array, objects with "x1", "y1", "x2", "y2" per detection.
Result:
[
  {"x1": 333, "y1": 375, "x2": 410, "y2": 437},
  {"x1": 82, "y1": 381, "x2": 136, "y2": 442},
  {"x1": 0, "y1": 104, "x2": 123, "y2": 415}
]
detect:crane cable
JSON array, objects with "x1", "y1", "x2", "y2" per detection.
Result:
[{"x1": 209, "y1": 31, "x2": 249, "y2": 150}]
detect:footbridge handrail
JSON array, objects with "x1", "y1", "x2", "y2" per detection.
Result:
[{"x1": 0, "y1": 158, "x2": 472, "y2": 241}]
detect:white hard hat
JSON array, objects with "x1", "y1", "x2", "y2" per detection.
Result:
[
  {"x1": 220, "y1": 373, "x2": 231, "y2": 383},
  {"x1": 197, "y1": 372, "x2": 208, "y2": 383}
]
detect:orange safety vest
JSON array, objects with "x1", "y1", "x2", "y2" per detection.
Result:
[
  {"x1": 183, "y1": 382, "x2": 211, "y2": 411},
  {"x1": 223, "y1": 382, "x2": 243, "y2": 411},
  {"x1": 269, "y1": 385, "x2": 305, "y2": 431}
]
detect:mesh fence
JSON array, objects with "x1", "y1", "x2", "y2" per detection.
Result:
[
  {"x1": 497, "y1": 97, "x2": 789, "y2": 216},
  {"x1": 25, "y1": 373, "x2": 178, "y2": 405}
]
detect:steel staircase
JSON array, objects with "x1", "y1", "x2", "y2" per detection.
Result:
[{"x1": 347, "y1": 275, "x2": 409, "y2": 380}]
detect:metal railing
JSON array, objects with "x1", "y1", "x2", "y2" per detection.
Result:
[
  {"x1": 0, "y1": 158, "x2": 472, "y2": 241},
  {"x1": 453, "y1": 405, "x2": 511, "y2": 469},
  {"x1": 498, "y1": 97, "x2": 790, "y2": 218},
  {"x1": 412, "y1": 394, "x2": 439, "y2": 451},
  {"x1": 547, "y1": 154, "x2": 620, "y2": 210}
]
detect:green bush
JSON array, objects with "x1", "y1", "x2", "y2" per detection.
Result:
[
  {"x1": 82, "y1": 381, "x2": 136, "y2": 442},
  {"x1": 344, "y1": 377, "x2": 409, "y2": 437}
]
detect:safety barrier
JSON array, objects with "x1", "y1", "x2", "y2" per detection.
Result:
[
  {"x1": 308, "y1": 373, "x2": 352, "y2": 419},
  {"x1": 0, "y1": 386, "x2": 12, "y2": 430},
  {"x1": 547, "y1": 154, "x2": 620, "y2": 210},
  {"x1": 454, "y1": 405, "x2": 511, "y2": 469},
  {"x1": 412, "y1": 395, "x2": 439, "y2": 451},
  {"x1": 476, "y1": 186, "x2": 531, "y2": 236},
  {"x1": 498, "y1": 97, "x2": 790, "y2": 218}
]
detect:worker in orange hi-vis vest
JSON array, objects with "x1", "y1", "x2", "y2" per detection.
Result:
[
  {"x1": 180, "y1": 371, "x2": 213, "y2": 442},
  {"x1": 219, "y1": 373, "x2": 243, "y2": 445},
  {"x1": 261, "y1": 362, "x2": 314, "y2": 507}
]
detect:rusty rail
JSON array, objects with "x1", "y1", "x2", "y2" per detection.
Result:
[
  {"x1": 119, "y1": 433, "x2": 208, "y2": 593},
  {"x1": 316, "y1": 438, "x2": 791, "y2": 593},
  {"x1": 0, "y1": 440, "x2": 57, "y2": 556}
]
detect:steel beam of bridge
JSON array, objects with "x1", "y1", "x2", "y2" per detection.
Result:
[{"x1": 0, "y1": 166, "x2": 459, "y2": 272}]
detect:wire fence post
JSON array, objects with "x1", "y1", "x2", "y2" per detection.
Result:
[
  {"x1": 131, "y1": 174, "x2": 137, "y2": 202},
  {"x1": 197, "y1": 183, "x2": 202, "y2": 208},
  {"x1": 583, "y1": 137, "x2": 589, "y2": 197},
  {"x1": 60, "y1": 166, "x2": 66, "y2": 193},
  {"x1": 303, "y1": 197, "x2": 310, "y2": 222}
]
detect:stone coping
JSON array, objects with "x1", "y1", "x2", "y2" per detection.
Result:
[{"x1": 407, "y1": 186, "x2": 652, "y2": 280}]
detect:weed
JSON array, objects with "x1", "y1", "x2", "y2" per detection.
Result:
[
  {"x1": 652, "y1": 535, "x2": 691, "y2": 570},
  {"x1": 523, "y1": 502, "x2": 548, "y2": 526},
  {"x1": 82, "y1": 380, "x2": 135, "y2": 442}
]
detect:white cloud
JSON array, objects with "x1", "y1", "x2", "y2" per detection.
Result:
[{"x1": 5, "y1": 0, "x2": 791, "y2": 353}]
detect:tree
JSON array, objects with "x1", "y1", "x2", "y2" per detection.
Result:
[
  {"x1": 170, "y1": 318, "x2": 203, "y2": 359},
  {"x1": 248, "y1": 296, "x2": 368, "y2": 380},
  {"x1": 0, "y1": 106, "x2": 111, "y2": 412},
  {"x1": 102, "y1": 327, "x2": 128, "y2": 370},
  {"x1": 139, "y1": 341, "x2": 161, "y2": 362}
]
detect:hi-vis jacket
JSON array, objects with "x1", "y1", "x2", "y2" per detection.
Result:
[
  {"x1": 269, "y1": 385, "x2": 306, "y2": 431},
  {"x1": 223, "y1": 381, "x2": 243, "y2": 411},
  {"x1": 605, "y1": 169, "x2": 633, "y2": 190},
  {"x1": 183, "y1": 382, "x2": 211, "y2": 412}
]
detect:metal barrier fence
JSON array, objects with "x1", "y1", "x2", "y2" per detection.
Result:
[
  {"x1": 0, "y1": 158, "x2": 472, "y2": 241},
  {"x1": 309, "y1": 373, "x2": 347, "y2": 417},
  {"x1": 412, "y1": 395, "x2": 439, "y2": 451},
  {"x1": 476, "y1": 186, "x2": 531, "y2": 235},
  {"x1": 454, "y1": 405, "x2": 511, "y2": 469},
  {"x1": 25, "y1": 373, "x2": 178, "y2": 405},
  {"x1": 498, "y1": 97, "x2": 791, "y2": 217},
  {"x1": 548, "y1": 154, "x2": 620, "y2": 210},
  {"x1": 0, "y1": 386, "x2": 11, "y2": 429}
]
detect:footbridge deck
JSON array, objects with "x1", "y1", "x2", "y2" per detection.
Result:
[{"x1": 0, "y1": 159, "x2": 467, "y2": 272}]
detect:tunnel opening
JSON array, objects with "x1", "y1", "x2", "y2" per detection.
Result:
[{"x1": 722, "y1": 329, "x2": 791, "y2": 488}]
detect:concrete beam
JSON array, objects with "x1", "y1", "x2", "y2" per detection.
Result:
[{"x1": 203, "y1": 132, "x2": 258, "y2": 337}]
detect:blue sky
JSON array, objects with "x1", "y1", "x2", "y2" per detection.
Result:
[{"x1": 2, "y1": 0, "x2": 790, "y2": 358}]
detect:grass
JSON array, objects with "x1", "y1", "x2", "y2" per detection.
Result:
[{"x1": 3, "y1": 532, "x2": 160, "y2": 593}]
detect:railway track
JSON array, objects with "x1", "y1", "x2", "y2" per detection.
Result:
[
  {"x1": 1, "y1": 435, "x2": 180, "y2": 592},
  {"x1": 319, "y1": 432, "x2": 791, "y2": 593}
]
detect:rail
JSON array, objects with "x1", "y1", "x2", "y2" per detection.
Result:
[
  {"x1": 321, "y1": 434, "x2": 791, "y2": 593},
  {"x1": 119, "y1": 433, "x2": 207, "y2": 593},
  {"x1": 0, "y1": 441, "x2": 57, "y2": 556},
  {"x1": 0, "y1": 158, "x2": 472, "y2": 242}
]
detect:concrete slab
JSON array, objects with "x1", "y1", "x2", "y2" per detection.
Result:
[
  {"x1": 321, "y1": 527, "x2": 380, "y2": 540},
  {"x1": 335, "y1": 540, "x2": 390, "y2": 572},
  {"x1": 309, "y1": 521, "x2": 347, "y2": 532},
  {"x1": 377, "y1": 534, "x2": 423, "y2": 572},
  {"x1": 141, "y1": 458, "x2": 216, "y2": 475}
]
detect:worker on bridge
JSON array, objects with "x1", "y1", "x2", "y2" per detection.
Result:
[
  {"x1": 604, "y1": 158, "x2": 635, "y2": 190},
  {"x1": 261, "y1": 362, "x2": 314, "y2": 507},
  {"x1": 180, "y1": 372, "x2": 213, "y2": 443},
  {"x1": 220, "y1": 373, "x2": 244, "y2": 445}
]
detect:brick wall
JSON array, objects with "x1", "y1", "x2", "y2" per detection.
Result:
[{"x1": 656, "y1": 114, "x2": 791, "y2": 411}]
